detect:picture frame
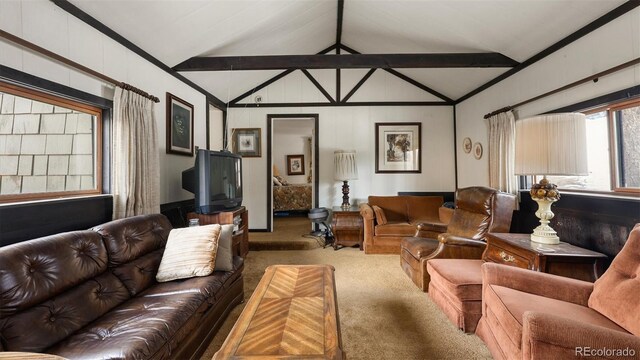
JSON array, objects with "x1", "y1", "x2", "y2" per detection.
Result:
[
  {"x1": 473, "y1": 142, "x2": 483, "y2": 159},
  {"x1": 286, "y1": 154, "x2": 305, "y2": 175},
  {"x1": 375, "y1": 122, "x2": 421, "y2": 173},
  {"x1": 463, "y1": 137, "x2": 472, "y2": 153},
  {"x1": 166, "y1": 93, "x2": 194, "y2": 156},
  {"x1": 232, "y1": 128, "x2": 262, "y2": 157}
]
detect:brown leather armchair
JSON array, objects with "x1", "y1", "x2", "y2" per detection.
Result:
[
  {"x1": 400, "y1": 186, "x2": 516, "y2": 291},
  {"x1": 477, "y1": 224, "x2": 640, "y2": 360}
]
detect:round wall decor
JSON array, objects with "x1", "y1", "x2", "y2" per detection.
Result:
[
  {"x1": 473, "y1": 142, "x2": 483, "y2": 159},
  {"x1": 463, "y1": 137, "x2": 472, "y2": 153}
]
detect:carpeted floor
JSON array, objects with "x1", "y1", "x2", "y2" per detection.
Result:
[
  {"x1": 248, "y1": 217, "x2": 324, "y2": 250},
  {"x1": 200, "y1": 247, "x2": 491, "y2": 360}
]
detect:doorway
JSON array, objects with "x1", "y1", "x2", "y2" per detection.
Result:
[{"x1": 266, "y1": 114, "x2": 319, "y2": 232}]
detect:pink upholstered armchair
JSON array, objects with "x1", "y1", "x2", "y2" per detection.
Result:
[{"x1": 476, "y1": 224, "x2": 640, "y2": 360}]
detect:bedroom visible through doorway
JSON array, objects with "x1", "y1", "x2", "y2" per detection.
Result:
[{"x1": 266, "y1": 114, "x2": 319, "y2": 235}]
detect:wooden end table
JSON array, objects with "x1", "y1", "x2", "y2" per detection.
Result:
[
  {"x1": 214, "y1": 265, "x2": 344, "y2": 360},
  {"x1": 484, "y1": 233, "x2": 608, "y2": 282},
  {"x1": 331, "y1": 206, "x2": 364, "y2": 251}
]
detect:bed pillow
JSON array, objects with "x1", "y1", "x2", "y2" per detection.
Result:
[
  {"x1": 273, "y1": 176, "x2": 282, "y2": 186},
  {"x1": 372, "y1": 205, "x2": 388, "y2": 225},
  {"x1": 214, "y1": 224, "x2": 234, "y2": 271},
  {"x1": 275, "y1": 175, "x2": 289, "y2": 186},
  {"x1": 156, "y1": 224, "x2": 221, "y2": 282}
]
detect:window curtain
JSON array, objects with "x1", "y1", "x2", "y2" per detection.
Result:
[
  {"x1": 112, "y1": 87, "x2": 160, "y2": 219},
  {"x1": 487, "y1": 110, "x2": 517, "y2": 195}
]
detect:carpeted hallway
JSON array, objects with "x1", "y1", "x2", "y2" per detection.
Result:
[{"x1": 200, "y1": 247, "x2": 491, "y2": 359}]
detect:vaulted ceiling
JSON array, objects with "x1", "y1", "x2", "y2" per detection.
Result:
[{"x1": 67, "y1": 0, "x2": 628, "y2": 104}]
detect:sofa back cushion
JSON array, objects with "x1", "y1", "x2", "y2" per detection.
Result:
[
  {"x1": 94, "y1": 214, "x2": 172, "y2": 295},
  {"x1": 368, "y1": 196, "x2": 408, "y2": 222},
  {"x1": 406, "y1": 196, "x2": 443, "y2": 223},
  {"x1": 0, "y1": 231, "x2": 130, "y2": 352},
  {"x1": 589, "y1": 224, "x2": 640, "y2": 336}
]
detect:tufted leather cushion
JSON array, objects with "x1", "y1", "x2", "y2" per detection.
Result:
[
  {"x1": 48, "y1": 289, "x2": 207, "y2": 360},
  {"x1": 0, "y1": 272, "x2": 129, "y2": 352},
  {"x1": 111, "y1": 249, "x2": 164, "y2": 296},
  {"x1": 589, "y1": 223, "x2": 640, "y2": 336},
  {"x1": 94, "y1": 214, "x2": 172, "y2": 268},
  {"x1": 0, "y1": 231, "x2": 108, "y2": 316}
]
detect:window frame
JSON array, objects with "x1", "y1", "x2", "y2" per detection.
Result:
[
  {"x1": 0, "y1": 80, "x2": 103, "y2": 203},
  {"x1": 531, "y1": 96, "x2": 640, "y2": 197}
]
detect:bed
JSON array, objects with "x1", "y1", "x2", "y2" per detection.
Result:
[{"x1": 273, "y1": 184, "x2": 312, "y2": 211}]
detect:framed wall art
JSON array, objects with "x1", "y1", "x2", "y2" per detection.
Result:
[
  {"x1": 166, "y1": 93, "x2": 194, "y2": 156},
  {"x1": 232, "y1": 128, "x2": 262, "y2": 157},
  {"x1": 286, "y1": 154, "x2": 305, "y2": 175},
  {"x1": 375, "y1": 122, "x2": 421, "y2": 173}
]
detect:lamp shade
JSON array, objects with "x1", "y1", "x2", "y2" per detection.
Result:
[
  {"x1": 515, "y1": 113, "x2": 588, "y2": 176},
  {"x1": 334, "y1": 150, "x2": 358, "y2": 181}
]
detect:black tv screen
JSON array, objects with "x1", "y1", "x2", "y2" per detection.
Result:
[{"x1": 182, "y1": 149, "x2": 243, "y2": 214}]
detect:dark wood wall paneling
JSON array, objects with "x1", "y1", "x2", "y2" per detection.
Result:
[
  {"x1": 0, "y1": 196, "x2": 113, "y2": 247},
  {"x1": 512, "y1": 192, "x2": 640, "y2": 260}
]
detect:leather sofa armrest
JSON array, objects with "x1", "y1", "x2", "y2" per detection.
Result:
[
  {"x1": 415, "y1": 222, "x2": 448, "y2": 238},
  {"x1": 359, "y1": 204, "x2": 374, "y2": 221},
  {"x1": 482, "y1": 263, "x2": 594, "y2": 306},
  {"x1": 438, "y1": 233, "x2": 486, "y2": 247},
  {"x1": 522, "y1": 312, "x2": 640, "y2": 359}
]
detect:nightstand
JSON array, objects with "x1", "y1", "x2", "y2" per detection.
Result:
[
  {"x1": 484, "y1": 233, "x2": 607, "y2": 282},
  {"x1": 331, "y1": 206, "x2": 364, "y2": 251}
]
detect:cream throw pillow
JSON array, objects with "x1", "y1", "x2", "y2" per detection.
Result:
[
  {"x1": 156, "y1": 224, "x2": 222, "y2": 282},
  {"x1": 214, "y1": 224, "x2": 234, "y2": 271}
]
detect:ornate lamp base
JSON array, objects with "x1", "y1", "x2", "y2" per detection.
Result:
[
  {"x1": 530, "y1": 177, "x2": 560, "y2": 245},
  {"x1": 341, "y1": 180, "x2": 351, "y2": 209}
]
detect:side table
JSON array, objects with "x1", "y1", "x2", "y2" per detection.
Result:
[
  {"x1": 484, "y1": 233, "x2": 608, "y2": 282},
  {"x1": 331, "y1": 206, "x2": 364, "y2": 251}
]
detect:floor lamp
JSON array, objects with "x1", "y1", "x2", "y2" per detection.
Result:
[
  {"x1": 334, "y1": 150, "x2": 358, "y2": 209},
  {"x1": 515, "y1": 113, "x2": 588, "y2": 244}
]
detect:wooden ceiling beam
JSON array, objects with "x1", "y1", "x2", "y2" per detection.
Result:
[{"x1": 174, "y1": 53, "x2": 518, "y2": 71}]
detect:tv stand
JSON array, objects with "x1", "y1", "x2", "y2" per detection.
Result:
[{"x1": 187, "y1": 206, "x2": 249, "y2": 258}]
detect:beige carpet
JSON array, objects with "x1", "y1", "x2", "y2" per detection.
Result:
[
  {"x1": 200, "y1": 248, "x2": 491, "y2": 360},
  {"x1": 249, "y1": 217, "x2": 324, "y2": 251}
]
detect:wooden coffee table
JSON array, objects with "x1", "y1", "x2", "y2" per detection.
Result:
[{"x1": 214, "y1": 265, "x2": 344, "y2": 359}]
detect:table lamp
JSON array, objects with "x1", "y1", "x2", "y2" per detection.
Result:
[
  {"x1": 515, "y1": 113, "x2": 588, "y2": 244},
  {"x1": 334, "y1": 150, "x2": 358, "y2": 209}
]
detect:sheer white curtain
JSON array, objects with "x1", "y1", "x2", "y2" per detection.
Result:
[
  {"x1": 487, "y1": 110, "x2": 517, "y2": 195},
  {"x1": 112, "y1": 87, "x2": 160, "y2": 219}
]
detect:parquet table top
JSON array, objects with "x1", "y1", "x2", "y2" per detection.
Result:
[{"x1": 214, "y1": 265, "x2": 344, "y2": 359}]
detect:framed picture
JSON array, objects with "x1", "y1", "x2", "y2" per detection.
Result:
[
  {"x1": 375, "y1": 122, "x2": 421, "y2": 173},
  {"x1": 473, "y1": 142, "x2": 483, "y2": 160},
  {"x1": 232, "y1": 128, "x2": 262, "y2": 157},
  {"x1": 463, "y1": 137, "x2": 472, "y2": 153},
  {"x1": 286, "y1": 154, "x2": 305, "y2": 175},
  {"x1": 166, "y1": 93, "x2": 194, "y2": 156}
]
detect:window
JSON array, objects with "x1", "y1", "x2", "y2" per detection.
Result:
[
  {"x1": 544, "y1": 98, "x2": 640, "y2": 195},
  {"x1": 0, "y1": 81, "x2": 102, "y2": 202}
]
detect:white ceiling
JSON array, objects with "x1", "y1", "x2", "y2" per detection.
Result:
[{"x1": 69, "y1": 0, "x2": 627, "y2": 103}]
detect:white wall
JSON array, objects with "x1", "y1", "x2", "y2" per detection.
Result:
[
  {"x1": 273, "y1": 119, "x2": 314, "y2": 184},
  {"x1": 229, "y1": 105, "x2": 455, "y2": 229},
  {"x1": 455, "y1": 8, "x2": 640, "y2": 188},
  {"x1": 0, "y1": 0, "x2": 208, "y2": 204},
  {"x1": 209, "y1": 105, "x2": 224, "y2": 151}
]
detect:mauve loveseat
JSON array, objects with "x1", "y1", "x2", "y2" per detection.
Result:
[{"x1": 0, "y1": 214, "x2": 244, "y2": 359}]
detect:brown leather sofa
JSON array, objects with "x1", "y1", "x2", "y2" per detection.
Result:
[
  {"x1": 360, "y1": 195, "x2": 444, "y2": 254},
  {"x1": 477, "y1": 223, "x2": 640, "y2": 359},
  {"x1": 400, "y1": 187, "x2": 516, "y2": 291},
  {"x1": 0, "y1": 214, "x2": 244, "y2": 359}
]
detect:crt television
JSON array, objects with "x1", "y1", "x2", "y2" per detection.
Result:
[{"x1": 182, "y1": 149, "x2": 243, "y2": 214}]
